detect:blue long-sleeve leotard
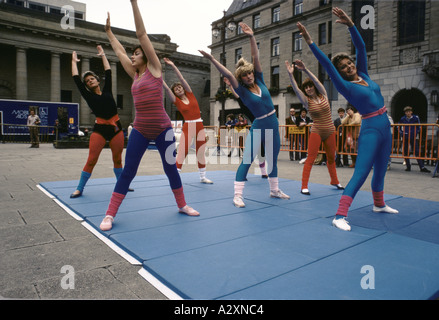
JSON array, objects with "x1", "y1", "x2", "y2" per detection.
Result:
[
  {"x1": 309, "y1": 25, "x2": 392, "y2": 205},
  {"x1": 309, "y1": 26, "x2": 384, "y2": 115}
]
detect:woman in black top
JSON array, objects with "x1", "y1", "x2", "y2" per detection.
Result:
[{"x1": 70, "y1": 45, "x2": 126, "y2": 198}]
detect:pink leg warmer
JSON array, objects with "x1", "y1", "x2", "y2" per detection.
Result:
[
  {"x1": 372, "y1": 191, "x2": 385, "y2": 207},
  {"x1": 336, "y1": 195, "x2": 353, "y2": 217},
  {"x1": 106, "y1": 192, "x2": 126, "y2": 218},
  {"x1": 172, "y1": 186, "x2": 187, "y2": 209}
]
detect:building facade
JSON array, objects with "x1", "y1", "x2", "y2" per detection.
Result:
[
  {"x1": 0, "y1": 0, "x2": 211, "y2": 130},
  {"x1": 209, "y1": 0, "x2": 439, "y2": 127}
]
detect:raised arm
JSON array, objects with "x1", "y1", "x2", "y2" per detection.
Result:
[
  {"x1": 130, "y1": 0, "x2": 161, "y2": 78},
  {"x1": 199, "y1": 50, "x2": 238, "y2": 89},
  {"x1": 105, "y1": 12, "x2": 136, "y2": 79},
  {"x1": 239, "y1": 22, "x2": 261, "y2": 73},
  {"x1": 299, "y1": 60, "x2": 328, "y2": 98},
  {"x1": 96, "y1": 45, "x2": 110, "y2": 71},
  {"x1": 163, "y1": 81, "x2": 176, "y2": 104},
  {"x1": 72, "y1": 51, "x2": 80, "y2": 76},
  {"x1": 298, "y1": 22, "x2": 349, "y2": 96},
  {"x1": 333, "y1": 7, "x2": 367, "y2": 75},
  {"x1": 164, "y1": 58, "x2": 191, "y2": 93},
  {"x1": 285, "y1": 60, "x2": 308, "y2": 106}
]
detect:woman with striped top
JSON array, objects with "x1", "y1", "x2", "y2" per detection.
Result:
[
  {"x1": 99, "y1": 2, "x2": 198, "y2": 231},
  {"x1": 285, "y1": 59, "x2": 343, "y2": 195}
]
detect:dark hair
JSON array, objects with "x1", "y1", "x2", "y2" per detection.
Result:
[
  {"x1": 301, "y1": 78, "x2": 321, "y2": 97},
  {"x1": 82, "y1": 71, "x2": 100, "y2": 84},
  {"x1": 331, "y1": 53, "x2": 354, "y2": 72},
  {"x1": 170, "y1": 82, "x2": 184, "y2": 96},
  {"x1": 337, "y1": 107, "x2": 345, "y2": 113},
  {"x1": 133, "y1": 45, "x2": 148, "y2": 64}
]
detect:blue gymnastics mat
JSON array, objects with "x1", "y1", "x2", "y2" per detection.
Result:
[{"x1": 38, "y1": 170, "x2": 439, "y2": 300}]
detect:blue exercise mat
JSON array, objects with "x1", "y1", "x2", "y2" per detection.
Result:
[{"x1": 38, "y1": 170, "x2": 439, "y2": 300}]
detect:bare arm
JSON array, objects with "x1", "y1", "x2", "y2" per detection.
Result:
[
  {"x1": 164, "y1": 58, "x2": 191, "y2": 93},
  {"x1": 240, "y1": 22, "x2": 261, "y2": 73},
  {"x1": 96, "y1": 45, "x2": 110, "y2": 71},
  {"x1": 72, "y1": 51, "x2": 80, "y2": 76},
  {"x1": 163, "y1": 81, "x2": 176, "y2": 104},
  {"x1": 105, "y1": 12, "x2": 136, "y2": 79},
  {"x1": 285, "y1": 60, "x2": 308, "y2": 107},
  {"x1": 130, "y1": 0, "x2": 161, "y2": 78}
]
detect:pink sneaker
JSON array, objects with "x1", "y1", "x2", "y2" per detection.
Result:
[
  {"x1": 179, "y1": 205, "x2": 200, "y2": 216},
  {"x1": 100, "y1": 216, "x2": 114, "y2": 231}
]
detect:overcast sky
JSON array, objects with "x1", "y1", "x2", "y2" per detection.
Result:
[{"x1": 77, "y1": 0, "x2": 234, "y2": 56}]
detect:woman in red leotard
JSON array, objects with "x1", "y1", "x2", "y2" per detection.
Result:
[{"x1": 163, "y1": 58, "x2": 213, "y2": 184}]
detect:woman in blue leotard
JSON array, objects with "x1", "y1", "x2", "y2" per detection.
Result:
[
  {"x1": 200, "y1": 22, "x2": 290, "y2": 208},
  {"x1": 298, "y1": 7, "x2": 398, "y2": 231}
]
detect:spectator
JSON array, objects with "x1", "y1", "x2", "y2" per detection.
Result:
[
  {"x1": 341, "y1": 105, "x2": 361, "y2": 167},
  {"x1": 334, "y1": 107, "x2": 348, "y2": 167},
  {"x1": 27, "y1": 109, "x2": 40, "y2": 148},
  {"x1": 296, "y1": 107, "x2": 312, "y2": 161},
  {"x1": 399, "y1": 106, "x2": 430, "y2": 173},
  {"x1": 285, "y1": 107, "x2": 299, "y2": 161}
]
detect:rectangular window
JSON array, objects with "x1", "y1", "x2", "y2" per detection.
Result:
[
  {"x1": 294, "y1": 0, "x2": 303, "y2": 16},
  {"x1": 271, "y1": 66, "x2": 280, "y2": 90},
  {"x1": 272, "y1": 6, "x2": 280, "y2": 23},
  {"x1": 253, "y1": 14, "x2": 261, "y2": 29},
  {"x1": 398, "y1": 0, "x2": 425, "y2": 45},
  {"x1": 271, "y1": 38, "x2": 280, "y2": 57},
  {"x1": 29, "y1": 2, "x2": 46, "y2": 12},
  {"x1": 319, "y1": 23, "x2": 326, "y2": 45},
  {"x1": 235, "y1": 48, "x2": 242, "y2": 64},
  {"x1": 293, "y1": 32, "x2": 302, "y2": 52}
]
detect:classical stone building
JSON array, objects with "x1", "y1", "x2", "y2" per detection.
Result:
[
  {"x1": 0, "y1": 0, "x2": 211, "y2": 130},
  {"x1": 209, "y1": 0, "x2": 439, "y2": 127}
]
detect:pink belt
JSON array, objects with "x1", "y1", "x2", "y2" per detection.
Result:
[{"x1": 362, "y1": 106, "x2": 387, "y2": 119}]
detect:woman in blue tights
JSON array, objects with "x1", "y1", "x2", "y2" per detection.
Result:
[
  {"x1": 200, "y1": 22, "x2": 289, "y2": 207},
  {"x1": 298, "y1": 7, "x2": 398, "y2": 231}
]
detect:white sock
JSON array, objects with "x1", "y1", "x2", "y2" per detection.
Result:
[
  {"x1": 267, "y1": 177, "x2": 278, "y2": 192},
  {"x1": 234, "y1": 181, "x2": 245, "y2": 196},
  {"x1": 199, "y1": 168, "x2": 206, "y2": 180}
]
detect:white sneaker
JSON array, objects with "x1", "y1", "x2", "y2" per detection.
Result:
[
  {"x1": 233, "y1": 195, "x2": 245, "y2": 207},
  {"x1": 332, "y1": 217, "x2": 351, "y2": 231},
  {"x1": 200, "y1": 177, "x2": 213, "y2": 184},
  {"x1": 100, "y1": 215, "x2": 114, "y2": 231},
  {"x1": 373, "y1": 205, "x2": 398, "y2": 214},
  {"x1": 179, "y1": 205, "x2": 200, "y2": 216},
  {"x1": 270, "y1": 189, "x2": 290, "y2": 199},
  {"x1": 299, "y1": 158, "x2": 307, "y2": 164}
]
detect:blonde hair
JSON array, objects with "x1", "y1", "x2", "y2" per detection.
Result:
[{"x1": 234, "y1": 58, "x2": 254, "y2": 83}]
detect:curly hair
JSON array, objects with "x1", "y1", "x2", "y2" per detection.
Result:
[
  {"x1": 331, "y1": 52, "x2": 354, "y2": 71},
  {"x1": 234, "y1": 58, "x2": 254, "y2": 83}
]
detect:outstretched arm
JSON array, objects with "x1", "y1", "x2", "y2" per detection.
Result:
[
  {"x1": 285, "y1": 60, "x2": 308, "y2": 106},
  {"x1": 239, "y1": 22, "x2": 261, "y2": 73},
  {"x1": 130, "y1": 0, "x2": 162, "y2": 78},
  {"x1": 164, "y1": 58, "x2": 191, "y2": 93},
  {"x1": 72, "y1": 51, "x2": 80, "y2": 76},
  {"x1": 333, "y1": 7, "x2": 367, "y2": 75},
  {"x1": 199, "y1": 50, "x2": 238, "y2": 89},
  {"x1": 97, "y1": 45, "x2": 110, "y2": 71},
  {"x1": 105, "y1": 12, "x2": 136, "y2": 79},
  {"x1": 163, "y1": 81, "x2": 176, "y2": 104}
]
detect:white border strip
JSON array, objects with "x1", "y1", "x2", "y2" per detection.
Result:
[
  {"x1": 53, "y1": 199, "x2": 84, "y2": 221},
  {"x1": 37, "y1": 184, "x2": 55, "y2": 199},
  {"x1": 81, "y1": 221, "x2": 142, "y2": 266},
  {"x1": 138, "y1": 268, "x2": 183, "y2": 300}
]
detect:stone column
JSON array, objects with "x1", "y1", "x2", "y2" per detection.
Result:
[
  {"x1": 16, "y1": 47, "x2": 28, "y2": 100},
  {"x1": 50, "y1": 52, "x2": 61, "y2": 102},
  {"x1": 80, "y1": 57, "x2": 91, "y2": 126}
]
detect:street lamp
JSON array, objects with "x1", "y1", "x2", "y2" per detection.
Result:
[
  {"x1": 212, "y1": 10, "x2": 236, "y2": 126},
  {"x1": 431, "y1": 90, "x2": 438, "y2": 107}
]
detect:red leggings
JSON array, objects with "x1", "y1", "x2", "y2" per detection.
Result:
[
  {"x1": 302, "y1": 132, "x2": 339, "y2": 189},
  {"x1": 82, "y1": 131, "x2": 124, "y2": 173},
  {"x1": 176, "y1": 122, "x2": 207, "y2": 170}
]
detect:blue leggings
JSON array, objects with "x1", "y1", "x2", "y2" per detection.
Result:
[
  {"x1": 343, "y1": 114, "x2": 392, "y2": 198},
  {"x1": 114, "y1": 127, "x2": 182, "y2": 195},
  {"x1": 236, "y1": 114, "x2": 280, "y2": 181}
]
